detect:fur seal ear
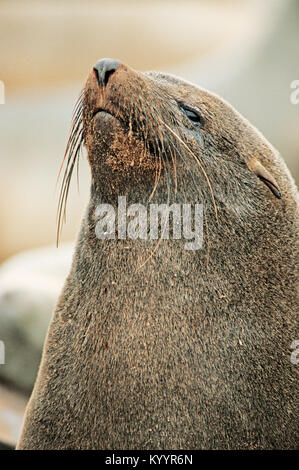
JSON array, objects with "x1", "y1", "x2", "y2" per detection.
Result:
[{"x1": 247, "y1": 157, "x2": 282, "y2": 199}]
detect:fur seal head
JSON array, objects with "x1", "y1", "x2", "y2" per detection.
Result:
[{"x1": 58, "y1": 58, "x2": 290, "y2": 242}]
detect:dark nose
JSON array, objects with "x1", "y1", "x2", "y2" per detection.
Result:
[{"x1": 93, "y1": 58, "x2": 120, "y2": 88}]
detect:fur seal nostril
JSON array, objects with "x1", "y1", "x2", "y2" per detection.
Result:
[
  {"x1": 17, "y1": 61, "x2": 298, "y2": 450},
  {"x1": 93, "y1": 58, "x2": 120, "y2": 88}
]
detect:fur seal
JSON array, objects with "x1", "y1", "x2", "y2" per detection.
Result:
[{"x1": 17, "y1": 59, "x2": 298, "y2": 449}]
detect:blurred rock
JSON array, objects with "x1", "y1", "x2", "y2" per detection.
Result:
[
  {"x1": 0, "y1": 243, "x2": 74, "y2": 392},
  {"x1": 0, "y1": 383, "x2": 27, "y2": 448}
]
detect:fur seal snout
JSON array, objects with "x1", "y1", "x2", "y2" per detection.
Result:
[
  {"x1": 17, "y1": 59, "x2": 298, "y2": 450},
  {"x1": 93, "y1": 58, "x2": 120, "y2": 88}
]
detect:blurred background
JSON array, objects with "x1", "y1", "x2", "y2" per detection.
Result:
[{"x1": 0, "y1": 0, "x2": 298, "y2": 448}]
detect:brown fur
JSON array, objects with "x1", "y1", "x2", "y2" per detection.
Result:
[{"x1": 17, "y1": 62, "x2": 298, "y2": 449}]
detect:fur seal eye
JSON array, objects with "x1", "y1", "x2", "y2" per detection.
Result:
[{"x1": 179, "y1": 103, "x2": 203, "y2": 125}]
